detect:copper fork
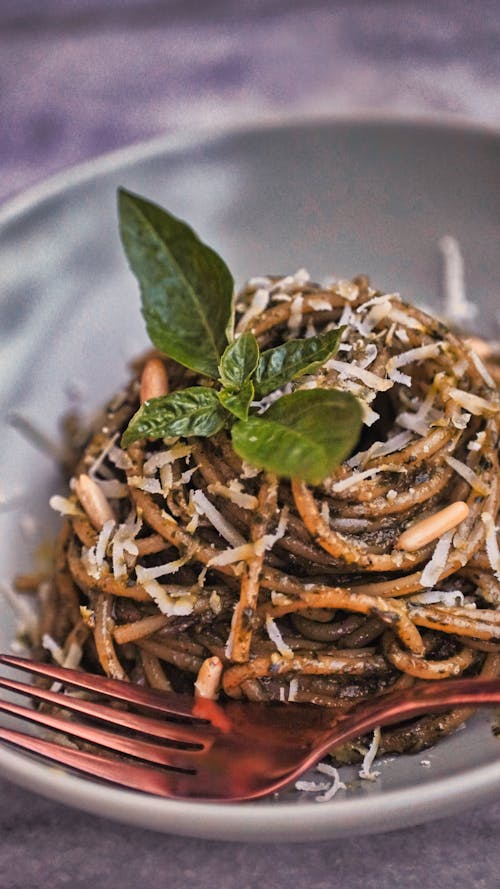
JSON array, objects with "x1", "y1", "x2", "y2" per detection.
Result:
[{"x1": 0, "y1": 653, "x2": 499, "y2": 802}]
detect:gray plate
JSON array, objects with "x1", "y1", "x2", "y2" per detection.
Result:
[{"x1": 0, "y1": 116, "x2": 499, "y2": 841}]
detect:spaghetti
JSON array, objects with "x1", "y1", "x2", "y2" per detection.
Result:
[{"x1": 34, "y1": 271, "x2": 500, "y2": 759}]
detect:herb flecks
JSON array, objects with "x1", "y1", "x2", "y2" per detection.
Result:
[{"x1": 119, "y1": 189, "x2": 362, "y2": 482}]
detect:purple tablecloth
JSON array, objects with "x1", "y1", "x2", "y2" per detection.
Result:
[{"x1": 1, "y1": 2, "x2": 500, "y2": 886}]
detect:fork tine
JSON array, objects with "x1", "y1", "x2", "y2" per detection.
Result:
[
  {"x1": 0, "y1": 697, "x2": 199, "y2": 770},
  {"x1": 0, "y1": 676, "x2": 215, "y2": 746},
  {"x1": 0, "y1": 725, "x2": 190, "y2": 798},
  {"x1": 0, "y1": 654, "x2": 198, "y2": 719}
]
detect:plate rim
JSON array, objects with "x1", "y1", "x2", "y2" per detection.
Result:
[
  {"x1": 1, "y1": 111, "x2": 500, "y2": 839},
  {"x1": 2, "y1": 108, "x2": 500, "y2": 224}
]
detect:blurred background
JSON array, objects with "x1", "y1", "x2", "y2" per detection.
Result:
[{"x1": 2, "y1": 0, "x2": 500, "y2": 203}]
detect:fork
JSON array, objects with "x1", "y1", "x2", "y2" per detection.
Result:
[{"x1": 0, "y1": 653, "x2": 499, "y2": 802}]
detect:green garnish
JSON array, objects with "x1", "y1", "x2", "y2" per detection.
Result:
[{"x1": 119, "y1": 188, "x2": 362, "y2": 482}]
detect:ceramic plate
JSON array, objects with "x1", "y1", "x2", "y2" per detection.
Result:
[{"x1": 0, "y1": 116, "x2": 499, "y2": 841}]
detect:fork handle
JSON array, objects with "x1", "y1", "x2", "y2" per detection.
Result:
[{"x1": 311, "y1": 677, "x2": 500, "y2": 766}]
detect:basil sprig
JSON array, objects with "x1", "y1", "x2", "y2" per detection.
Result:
[
  {"x1": 119, "y1": 190, "x2": 362, "y2": 482},
  {"x1": 119, "y1": 188, "x2": 233, "y2": 378}
]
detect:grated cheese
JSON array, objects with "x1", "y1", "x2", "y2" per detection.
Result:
[
  {"x1": 288, "y1": 677, "x2": 299, "y2": 701},
  {"x1": 288, "y1": 294, "x2": 304, "y2": 335},
  {"x1": 192, "y1": 489, "x2": 246, "y2": 548},
  {"x1": 449, "y1": 387, "x2": 499, "y2": 416},
  {"x1": 469, "y1": 350, "x2": 496, "y2": 388},
  {"x1": 388, "y1": 307, "x2": 425, "y2": 330},
  {"x1": 128, "y1": 476, "x2": 163, "y2": 495},
  {"x1": 135, "y1": 568, "x2": 196, "y2": 615},
  {"x1": 255, "y1": 507, "x2": 289, "y2": 555},
  {"x1": 439, "y1": 235, "x2": 477, "y2": 323},
  {"x1": 331, "y1": 464, "x2": 404, "y2": 494},
  {"x1": 395, "y1": 326, "x2": 410, "y2": 344},
  {"x1": 481, "y1": 512, "x2": 500, "y2": 581},
  {"x1": 325, "y1": 359, "x2": 393, "y2": 392},
  {"x1": 236, "y1": 287, "x2": 270, "y2": 332},
  {"x1": 307, "y1": 297, "x2": 334, "y2": 312},
  {"x1": 143, "y1": 443, "x2": 192, "y2": 475},
  {"x1": 108, "y1": 444, "x2": 133, "y2": 470},
  {"x1": 359, "y1": 727, "x2": 381, "y2": 781},
  {"x1": 87, "y1": 433, "x2": 120, "y2": 479},
  {"x1": 315, "y1": 763, "x2": 347, "y2": 801},
  {"x1": 134, "y1": 552, "x2": 192, "y2": 581},
  {"x1": 420, "y1": 529, "x2": 454, "y2": 587},
  {"x1": 348, "y1": 430, "x2": 414, "y2": 469},
  {"x1": 387, "y1": 342, "x2": 445, "y2": 385},
  {"x1": 49, "y1": 495, "x2": 84, "y2": 518},
  {"x1": 207, "y1": 481, "x2": 258, "y2": 511},
  {"x1": 265, "y1": 615, "x2": 293, "y2": 658},
  {"x1": 207, "y1": 542, "x2": 256, "y2": 568},
  {"x1": 359, "y1": 400, "x2": 380, "y2": 427},
  {"x1": 111, "y1": 513, "x2": 142, "y2": 579},
  {"x1": 409, "y1": 589, "x2": 465, "y2": 606},
  {"x1": 468, "y1": 430, "x2": 486, "y2": 452},
  {"x1": 358, "y1": 343, "x2": 378, "y2": 369},
  {"x1": 336, "y1": 280, "x2": 359, "y2": 301},
  {"x1": 445, "y1": 455, "x2": 489, "y2": 496}
]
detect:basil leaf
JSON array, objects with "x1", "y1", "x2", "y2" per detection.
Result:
[
  {"x1": 218, "y1": 379, "x2": 254, "y2": 421},
  {"x1": 231, "y1": 388, "x2": 362, "y2": 484},
  {"x1": 219, "y1": 332, "x2": 259, "y2": 390},
  {"x1": 121, "y1": 387, "x2": 227, "y2": 447},
  {"x1": 254, "y1": 327, "x2": 345, "y2": 397},
  {"x1": 118, "y1": 189, "x2": 233, "y2": 378}
]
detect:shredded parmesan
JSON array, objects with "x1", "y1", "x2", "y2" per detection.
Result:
[
  {"x1": 134, "y1": 552, "x2": 192, "y2": 580},
  {"x1": 255, "y1": 507, "x2": 289, "y2": 555},
  {"x1": 409, "y1": 589, "x2": 465, "y2": 606},
  {"x1": 207, "y1": 542, "x2": 256, "y2": 568},
  {"x1": 265, "y1": 615, "x2": 293, "y2": 658},
  {"x1": 359, "y1": 400, "x2": 380, "y2": 427},
  {"x1": 108, "y1": 444, "x2": 133, "y2": 470},
  {"x1": 439, "y1": 235, "x2": 477, "y2": 323},
  {"x1": 111, "y1": 513, "x2": 142, "y2": 579},
  {"x1": 331, "y1": 465, "x2": 404, "y2": 494},
  {"x1": 359, "y1": 727, "x2": 381, "y2": 781},
  {"x1": 449, "y1": 387, "x2": 499, "y2": 416},
  {"x1": 315, "y1": 763, "x2": 347, "y2": 801},
  {"x1": 307, "y1": 297, "x2": 333, "y2": 312},
  {"x1": 135, "y1": 568, "x2": 196, "y2": 615},
  {"x1": 192, "y1": 490, "x2": 246, "y2": 548},
  {"x1": 127, "y1": 476, "x2": 163, "y2": 495},
  {"x1": 236, "y1": 287, "x2": 270, "y2": 332},
  {"x1": 336, "y1": 279, "x2": 359, "y2": 301},
  {"x1": 445, "y1": 455, "x2": 489, "y2": 496},
  {"x1": 348, "y1": 430, "x2": 413, "y2": 469},
  {"x1": 387, "y1": 342, "x2": 445, "y2": 385},
  {"x1": 49, "y1": 495, "x2": 84, "y2": 518},
  {"x1": 207, "y1": 481, "x2": 258, "y2": 511},
  {"x1": 143, "y1": 443, "x2": 192, "y2": 475},
  {"x1": 388, "y1": 307, "x2": 424, "y2": 330},
  {"x1": 326, "y1": 359, "x2": 393, "y2": 392},
  {"x1": 420, "y1": 529, "x2": 454, "y2": 587},
  {"x1": 288, "y1": 677, "x2": 299, "y2": 702},
  {"x1": 469, "y1": 350, "x2": 496, "y2": 388},
  {"x1": 288, "y1": 294, "x2": 304, "y2": 335},
  {"x1": 481, "y1": 513, "x2": 500, "y2": 581},
  {"x1": 87, "y1": 433, "x2": 120, "y2": 478}
]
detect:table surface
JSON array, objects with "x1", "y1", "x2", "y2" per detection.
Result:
[{"x1": 1, "y1": 1, "x2": 500, "y2": 886}]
